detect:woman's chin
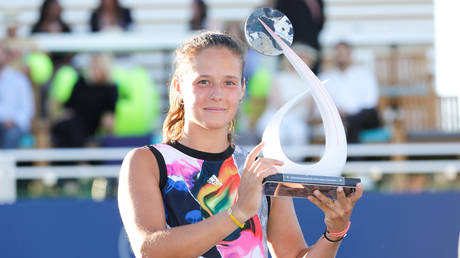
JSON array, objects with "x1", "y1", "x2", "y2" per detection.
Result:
[{"x1": 200, "y1": 121, "x2": 230, "y2": 131}]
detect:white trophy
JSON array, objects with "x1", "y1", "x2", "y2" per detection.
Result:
[{"x1": 244, "y1": 8, "x2": 360, "y2": 199}]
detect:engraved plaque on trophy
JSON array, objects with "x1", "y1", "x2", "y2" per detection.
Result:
[{"x1": 244, "y1": 8, "x2": 360, "y2": 199}]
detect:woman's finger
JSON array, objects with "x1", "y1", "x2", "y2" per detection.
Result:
[
  {"x1": 244, "y1": 142, "x2": 265, "y2": 169},
  {"x1": 335, "y1": 187, "x2": 348, "y2": 207},
  {"x1": 349, "y1": 183, "x2": 363, "y2": 204},
  {"x1": 248, "y1": 157, "x2": 283, "y2": 176},
  {"x1": 313, "y1": 189, "x2": 335, "y2": 207},
  {"x1": 257, "y1": 167, "x2": 279, "y2": 182},
  {"x1": 307, "y1": 195, "x2": 333, "y2": 213},
  {"x1": 334, "y1": 187, "x2": 355, "y2": 216},
  {"x1": 258, "y1": 158, "x2": 284, "y2": 166}
]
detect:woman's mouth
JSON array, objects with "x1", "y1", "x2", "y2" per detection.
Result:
[{"x1": 204, "y1": 107, "x2": 226, "y2": 112}]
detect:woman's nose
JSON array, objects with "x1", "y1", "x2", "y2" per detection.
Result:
[{"x1": 210, "y1": 84, "x2": 223, "y2": 101}]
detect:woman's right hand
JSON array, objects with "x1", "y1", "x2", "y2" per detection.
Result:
[{"x1": 233, "y1": 142, "x2": 284, "y2": 222}]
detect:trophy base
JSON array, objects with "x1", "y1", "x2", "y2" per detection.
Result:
[{"x1": 263, "y1": 174, "x2": 361, "y2": 199}]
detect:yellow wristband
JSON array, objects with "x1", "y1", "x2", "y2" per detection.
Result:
[{"x1": 227, "y1": 208, "x2": 244, "y2": 228}]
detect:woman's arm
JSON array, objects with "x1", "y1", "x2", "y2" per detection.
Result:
[
  {"x1": 267, "y1": 197, "x2": 309, "y2": 257},
  {"x1": 118, "y1": 142, "x2": 281, "y2": 257},
  {"x1": 267, "y1": 186, "x2": 363, "y2": 258},
  {"x1": 118, "y1": 148, "x2": 242, "y2": 257}
]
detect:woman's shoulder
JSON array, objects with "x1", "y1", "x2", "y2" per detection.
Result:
[
  {"x1": 125, "y1": 143, "x2": 173, "y2": 162},
  {"x1": 122, "y1": 146, "x2": 157, "y2": 167},
  {"x1": 120, "y1": 145, "x2": 169, "y2": 188}
]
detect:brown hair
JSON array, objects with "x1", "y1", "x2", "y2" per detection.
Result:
[{"x1": 162, "y1": 31, "x2": 245, "y2": 143}]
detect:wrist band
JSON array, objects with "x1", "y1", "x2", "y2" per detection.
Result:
[
  {"x1": 327, "y1": 221, "x2": 351, "y2": 238},
  {"x1": 227, "y1": 208, "x2": 244, "y2": 229},
  {"x1": 323, "y1": 231, "x2": 345, "y2": 242}
]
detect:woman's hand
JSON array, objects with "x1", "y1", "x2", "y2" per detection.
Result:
[
  {"x1": 233, "y1": 142, "x2": 283, "y2": 222},
  {"x1": 307, "y1": 184, "x2": 363, "y2": 233}
]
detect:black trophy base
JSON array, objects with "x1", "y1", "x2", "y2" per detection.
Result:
[{"x1": 262, "y1": 174, "x2": 361, "y2": 199}]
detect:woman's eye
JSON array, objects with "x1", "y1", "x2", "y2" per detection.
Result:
[
  {"x1": 197, "y1": 80, "x2": 210, "y2": 85},
  {"x1": 225, "y1": 81, "x2": 237, "y2": 86}
]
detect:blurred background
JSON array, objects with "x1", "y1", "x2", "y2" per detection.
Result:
[{"x1": 0, "y1": 0, "x2": 459, "y2": 257}]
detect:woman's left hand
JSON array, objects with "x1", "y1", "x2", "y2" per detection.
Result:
[{"x1": 307, "y1": 183, "x2": 363, "y2": 233}]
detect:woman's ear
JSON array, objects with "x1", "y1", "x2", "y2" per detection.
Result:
[{"x1": 173, "y1": 77, "x2": 182, "y2": 97}]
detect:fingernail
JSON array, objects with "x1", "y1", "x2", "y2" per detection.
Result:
[{"x1": 337, "y1": 187, "x2": 343, "y2": 192}]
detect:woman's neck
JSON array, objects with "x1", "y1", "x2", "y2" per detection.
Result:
[{"x1": 179, "y1": 123, "x2": 230, "y2": 153}]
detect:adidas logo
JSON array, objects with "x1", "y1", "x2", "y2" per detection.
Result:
[{"x1": 207, "y1": 175, "x2": 223, "y2": 186}]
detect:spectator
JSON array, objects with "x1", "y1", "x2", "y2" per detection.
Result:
[
  {"x1": 31, "y1": 0, "x2": 73, "y2": 78},
  {"x1": 275, "y1": 0, "x2": 325, "y2": 73},
  {"x1": 1, "y1": 12, "x2": 38, "y2": 71},
  {"x1": 0, "y1": 44, "x2": 35, "y2": 148},
  {"x1": 189, "y1": 0, "x2": 208, "y2": 31},
  {"x1": 50, "y1": 54, "x2": 118, "y2": 147},
  {"x1": 319, "y1": 42, "x2": 381, "y2": 143},
  {"x1": 90, "y1": 0, "x2": 133, "y2": 32},
  {"x1": 31, "y1": 0, "x2": 71, "y2": 34},
  {"x1": 256, "y1": 43, "x2": 316, "y2": 146}
]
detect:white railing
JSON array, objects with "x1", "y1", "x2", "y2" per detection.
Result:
[{"x1": 1, "y1": 142, "x2": 459, "y2": 203}]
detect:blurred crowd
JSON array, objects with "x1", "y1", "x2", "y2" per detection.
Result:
[
  {"x1": 1, "y1": 0, "x2": 457, "y2": 198},
  {"x1": 0, "y1": 0, "x2": 383, "y2": 150},
  {"x1": 0, "y1": 0, "x2": 158, "y2": 151}
]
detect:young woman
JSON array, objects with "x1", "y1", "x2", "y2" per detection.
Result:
[
  {"x1": 118, "y1": 31, "x2": 363, "y2": 257},
  {"x1": 31, "y1": 0, "x2": 71, "y2": 34},
  {"x1": 89, "y1": 0, "x2": 133, "y2": 32}
]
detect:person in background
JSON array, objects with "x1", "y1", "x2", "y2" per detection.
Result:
[
  {"x1": 31, "y1": 0, "x2": 71, "y2": 34},
  {"x1": 275, "y1": 0, "x2": 325, "y2": 74},
  {"x1": 50, "y1": 54, "x2": 118, "y2": 147},
  {"x1": 189, "y1": 0, "x2": 208, "y2": 31},
  {"x1": 31, "y1": 0, "x2": 73, "y2": 83},
  {"x1": 1, "y1": 12, "x2": 38, "y2": 71},
  {"x1": 90, "y1": 0, "x2": 133, "y2": 32},
  {"x1": 0, "y1": 44, "x2": 35, "y2": 148},
  {"x1": 319, "y1": 41, "x2": 381, "y2": 143},
  {"x1": 118, "y1": 31, "x2": 363, "y2": 257}
]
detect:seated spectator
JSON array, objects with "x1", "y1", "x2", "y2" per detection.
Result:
[
  {"x1": 319, "y1": 41, "x2": 381, "y2": 143},
  {"x1": 31, "y1": 0, "x2": 73, "y2": 81},
  {"x1": 189, "y1": 0, "x2": 208, "y2": 31},
  {"x1": 255, "y1": 43, "x2": 316, "y2": 146},
  {"x1": 0, "y1": 44, "x2": 35, "y2": 148},
  {"x1": 275, "y1": 0, "x2": 325, "y2": 74},
  {"x1": 90, "y1": 0, "x2": 133, "y2": 32},
  {"x1": 1, "y1": 12, "x2": 38, "y2": 72},
  {"x1": 31, "y1": 0, "x2": 71, "y2": 34},
  {"x1": 50, "y1": 54, "x2": 118, "y2": 147}
]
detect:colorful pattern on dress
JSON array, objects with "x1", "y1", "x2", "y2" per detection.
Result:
[{"x1": 152, "y1": 143, "x2": 268, "y2": 258}]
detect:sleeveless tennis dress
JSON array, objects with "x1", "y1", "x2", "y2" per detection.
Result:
[{"x1": 147, "y1": 142, "x2": 269, "y2": 258}]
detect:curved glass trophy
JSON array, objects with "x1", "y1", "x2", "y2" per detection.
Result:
[{"x1": 244, "y1": 8, "x2": 360, "y2": 199}]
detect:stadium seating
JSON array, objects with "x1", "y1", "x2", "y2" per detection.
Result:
[
  {"x1": 1, "y1": 0, "x2": 433, "y2": 45},
  {"x1": 3, "y1": 0, "x2": 456, "y2": 142}
]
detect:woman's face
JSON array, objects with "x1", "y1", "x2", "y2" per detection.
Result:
[
  {"x1": 102, "y1": 0, "x2": 117, "y2": 10},
  {"x1": 178, "y1": 47, "x2": 245, "y2": 132},
  {"x1": 46, "y1": 0, "x2": 62, "y2": 21}
]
